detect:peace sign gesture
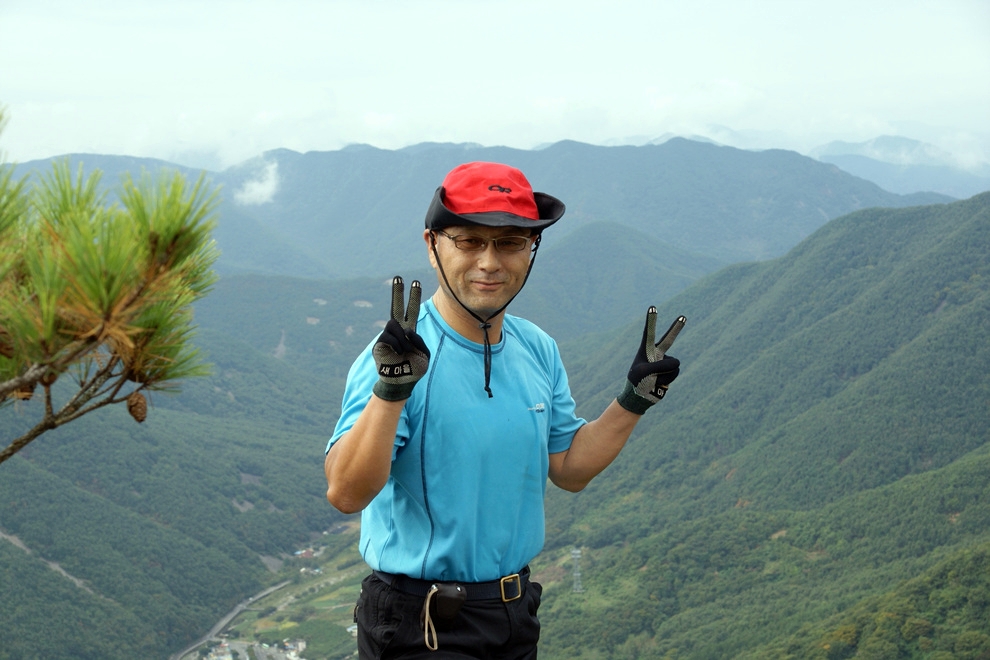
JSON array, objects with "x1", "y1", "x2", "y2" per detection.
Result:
[
  {"x1": 372, "y1": 276, "x2": 432, "y2": 401},
  {"x1": 617, "y1": 307, "x2": 685, "y2": 414}
]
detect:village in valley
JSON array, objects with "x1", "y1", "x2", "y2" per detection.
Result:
[
  {"x1": 198, "y1": 638, "x2": 310, "y2": 660},
  {"x1": 175, "y1": 520, "x2": 583, "y2": 660},
  {"x1": 174, "y1": 523, "x2": 364, "y2": 660}
]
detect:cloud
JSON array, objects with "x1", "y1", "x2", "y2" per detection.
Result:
[
  {"x1": 3, "y1": 1, "x2": 988, "y2": 166},
  {"x1": 234, "y1": 161, "x2": 278, "y2": 205}
]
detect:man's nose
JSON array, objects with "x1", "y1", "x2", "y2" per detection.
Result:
[{"x1": 476, "y1": 241, "x2": 502, "y2": 269}]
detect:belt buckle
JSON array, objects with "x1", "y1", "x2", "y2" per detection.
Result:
[{"x1": 499, "y1": 573, "x2": 522, "y2": 602}]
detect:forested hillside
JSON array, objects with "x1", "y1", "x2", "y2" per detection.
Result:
[
  {"x1": 0, "y1": 348, "x2": 340, "y2": 657},
  {"x1": 186, "y1": 220, "x2": 719, "y2": 362},
  {"x1": 536, "y1": 192, "x2": 990, "y2": 659},
  {"x1": 0, "y1": 182, "x2": 985, "y2": 658}
]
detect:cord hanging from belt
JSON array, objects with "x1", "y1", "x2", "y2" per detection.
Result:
[{"x1": 423, "y1": 584, "x2": 440, "y2": 651}]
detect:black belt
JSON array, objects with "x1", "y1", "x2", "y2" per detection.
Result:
[{"x1": 373, "y1": 567, "x2": 530, "y2": 602}]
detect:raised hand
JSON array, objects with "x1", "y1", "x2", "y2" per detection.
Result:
[
  {"x1": 372, "y1": 277, "x2": 431, "y2": 401},
  {"x1": 616, "y1": 307, "x2": 684, "y2": 414}
]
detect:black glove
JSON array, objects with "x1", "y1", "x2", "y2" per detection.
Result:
[
  {"x1": 616, "y1": 307, "x2": 685, "y2": 415},
  {"x1": 372, "y1": 277, "x2": 431, "y2": 401}
]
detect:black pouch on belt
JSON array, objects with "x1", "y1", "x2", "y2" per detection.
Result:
[{"x1": 421, "y1": 582, "x2": 466, "y2": 632}]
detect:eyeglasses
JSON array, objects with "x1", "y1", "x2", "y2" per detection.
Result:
[{"x1": 435, "y1": 230, "x2": 533, "y2": 253}]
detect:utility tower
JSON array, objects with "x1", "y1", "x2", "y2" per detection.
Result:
[{"x1": 571, "y1": 548, "x2": 584, "y2": 593}]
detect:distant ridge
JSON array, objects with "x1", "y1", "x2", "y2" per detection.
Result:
[
  {"x1": 812, "y1": 135, "x2": 959, "y2": 166},
  {"x1": 811, "y1": 135, "x2": 990, "y2": 198},
  {"x1": 15, "y1": 140, "x2": 950, "y2": 280}
]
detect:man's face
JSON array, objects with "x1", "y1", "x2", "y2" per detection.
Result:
[{"x1": 425, "y1": 224, "x2": 535, "y2": 319}]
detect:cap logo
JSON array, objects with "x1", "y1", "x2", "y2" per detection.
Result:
[{"x1": 488, "y1": 184, "x2": 511, "y2": 193}]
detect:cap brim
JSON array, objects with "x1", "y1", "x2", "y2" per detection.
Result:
[{"x1": 425, "y1": 188, "x2": 565, "y2": 232}]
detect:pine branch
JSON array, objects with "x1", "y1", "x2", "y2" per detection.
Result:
[
  {"x1": 0, "y1": 363, "x2": 47, "y2": 401},
  {"x1": 0, "y1": 361, "x2": 137, "y2": 466},
  {"x1": 1, "y1": 159, "x2": 218, "y2": 464},
  {"x1": 0, "y1": 335, "x2": 100, "y2": 400}
]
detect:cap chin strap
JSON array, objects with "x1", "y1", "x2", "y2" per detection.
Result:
[{"x1": 429, "y1": 232, "x2": 543, "y2": 398}]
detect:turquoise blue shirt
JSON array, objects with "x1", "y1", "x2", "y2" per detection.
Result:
[{"x1": 328, "y1": 298, "x2": 585, "y2": 582}]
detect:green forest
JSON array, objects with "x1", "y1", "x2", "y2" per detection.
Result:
[
  {"x1": 534, "y1": 193, "x2": 990, "y2": 659},
  {"x1": 1, "y1": 183, "x2": 987, "y2": 658}
]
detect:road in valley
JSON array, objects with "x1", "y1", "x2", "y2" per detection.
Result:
[{"x1": 169, "y1": 580, "x2": 292, "y2": 660}]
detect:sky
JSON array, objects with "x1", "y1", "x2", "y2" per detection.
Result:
[{"x1": 1, "y1": 0, "x2": 989, "y2": 171}]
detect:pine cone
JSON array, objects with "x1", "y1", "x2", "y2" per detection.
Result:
[
  {"x1": 127, "y1": 391, "x2": 147, "y2": 423},
  {"x1": 0, "y1": 325, "x2": 13, "y2": 357}
]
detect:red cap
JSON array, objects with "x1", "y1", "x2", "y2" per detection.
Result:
[
  {"x1": 425, "y1": 161, "x2": 565, "y2": 232},
  {"x1": 442, "y1": 162, "x2": 540, "y2": 219}
]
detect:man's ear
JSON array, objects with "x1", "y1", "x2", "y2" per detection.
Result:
[{"x1": 424, "y1": 229, "x2": 438, "y2": 269}]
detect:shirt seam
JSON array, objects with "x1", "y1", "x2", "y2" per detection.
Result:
[{"x1": 418, "y1": 331, "x2": 443, "y2": 579}]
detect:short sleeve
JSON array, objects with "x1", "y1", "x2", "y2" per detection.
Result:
[
  {"x1": 326, "y1": 344, "x2": 410, "y2": 456},
  {"x1": 547, "y1": 341, "x2": 585, "y2": 455}
]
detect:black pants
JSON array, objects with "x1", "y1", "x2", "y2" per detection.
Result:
[{"x1": 354, "y1": 572, "x2": 543, "y2": 659}]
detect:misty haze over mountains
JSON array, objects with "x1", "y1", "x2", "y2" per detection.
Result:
[
  {"x1": 592, "y1": 130, "x2": 990, "y2": 194},
  {"x1": 811, "y1": 135, "x2": 990, "y2": 199}
]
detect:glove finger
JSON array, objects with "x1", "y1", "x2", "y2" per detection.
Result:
[
  {"x1": 389, "y1": 276, "x2": 405, "y2": 322},
  {"x1": 655, "y1": 355, "x2": 680, "y2": 375},
  {"x1": 405, "y1": 280, "x2": 423, "y2": 330},
  {"x1": 655, "y1": 356, "x2": 680, "y2": 387},
  {"x1": 407, "y1": 329, "x2": 432, "y2": 359},
  {"x1": 628, "y1": 354, "x2": 680, "y2": 384},
  {"x1": 654, "y1": 315, "x2": 686, "y2": 356},
  {"x1": 642, "y1": 306, "x2": 658, "y2": 363},
  {"x1": 377, "y1": 319, "x2": 411, "y2": 354}
]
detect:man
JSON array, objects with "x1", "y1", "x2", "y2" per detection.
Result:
[{"x1": 325, "y1": 161, "x2": 683, "y2": 659}]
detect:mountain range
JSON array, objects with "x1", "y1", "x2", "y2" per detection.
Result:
[
  {"x1": 15, "y1": 139, "x2": 950, "y2": 282},
  {"x1": 1, "y1": 142, "x2": 988, "y2": 659},
  {"x1": 811, "y1": 135, "x2": 990, "y2": 199}
]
